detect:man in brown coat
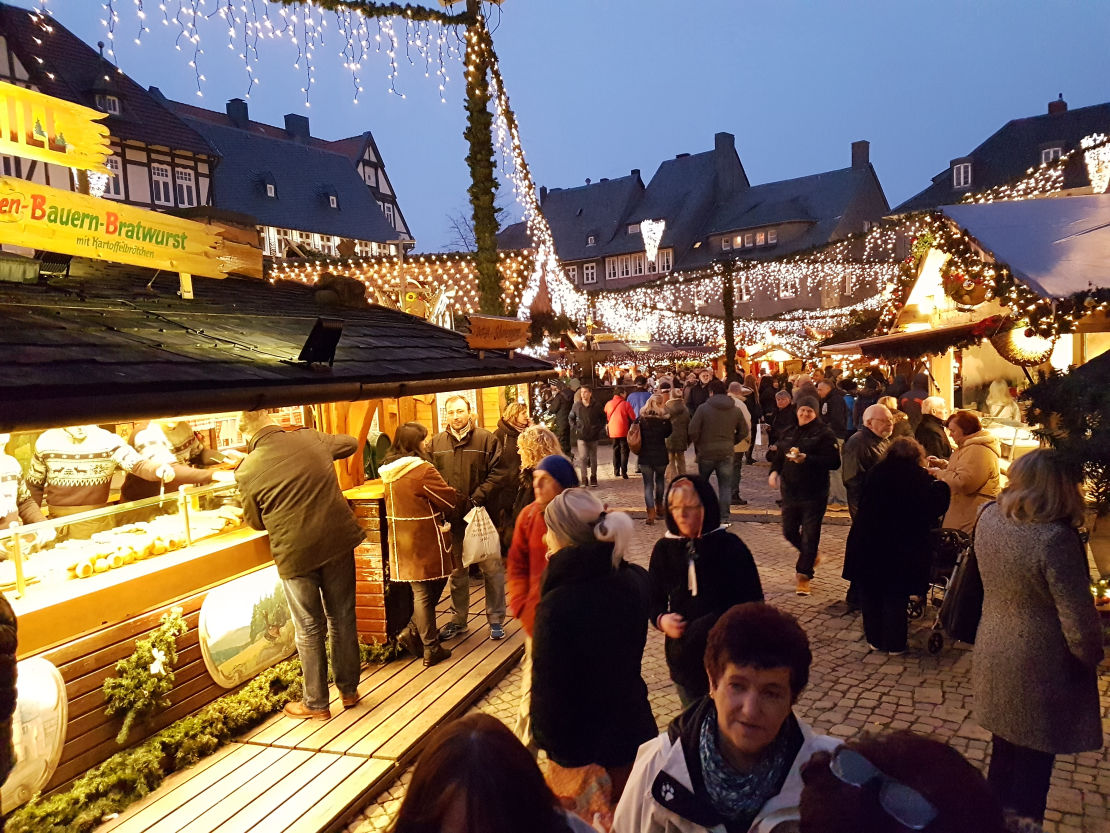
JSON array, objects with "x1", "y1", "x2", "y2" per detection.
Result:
[{"x1": 235, "y1": 410, "x2": 365, "y2": 720}]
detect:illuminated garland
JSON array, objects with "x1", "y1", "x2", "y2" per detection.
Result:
[
  {"x1": 962, "y1": 132, "x2": 1110, "y2": 204},
  {"x1": 1084, "y1": 134, "x2": 1110, "y2": 194}
]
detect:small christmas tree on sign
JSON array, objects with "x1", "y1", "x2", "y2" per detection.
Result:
[{"x1": 103, "y1": 607, "x2": 187, "y2": 744}]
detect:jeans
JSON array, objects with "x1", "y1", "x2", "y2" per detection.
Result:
[
  {"x1": 282, "y1": 551, "x2": 361, "y2": 711},
  {"x1": 577, "y1": 440, "x2": 598, "y2": 483},
  {"x1": 612, "y1": 437, "x2": 630, "y2": 476},
  {"x1": 858, "y1": 581, "x2": 907, "y2": 652},
  {"x1": 697, "y1": 457, "x2": 732, "y2": 523},
  {"x1": 730, "y1": 452, "x2": 744, "y2": 498},
  {"x1": 410, "y1": 577, "x2": 448, "y2": 647},
  {"x1": 640, "y1": 464, "x2": 665, "y2": 510},
  {"x1": 828, "y1": 439, "x2": 847, "y2": 504},
  {"x1": 449, "y1": 555, "x2": 506, "y2": 628},
  {"x1": 988, "y1": 734, "x2": 1055, "y2": 824},
  {"x1": 781, "y1": 498, "x2": 827, "y2": 577}
]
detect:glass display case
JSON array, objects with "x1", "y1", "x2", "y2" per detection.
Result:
[
  {"x1": 0, "y1": 481, "x2": 246, "y2": 598},
  {"x1": 982, "y1": 416, "x2": 1040, "y2": 462}
]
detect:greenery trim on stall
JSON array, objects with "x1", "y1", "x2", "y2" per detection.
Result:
[{"x1": 103, "y1": 608, "x2": 188, "y2": 744}]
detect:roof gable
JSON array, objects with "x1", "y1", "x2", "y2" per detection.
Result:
[{"x1": 519, "y1": 173, "x2": 644, "y2": 261}]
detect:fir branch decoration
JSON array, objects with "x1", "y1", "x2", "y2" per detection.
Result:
[{"x1": 102, "y1": 608, "x2": 188, "y2": 744}]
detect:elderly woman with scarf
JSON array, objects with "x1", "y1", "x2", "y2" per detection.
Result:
[
  {"x1": 649, "y1": 475, "x2": 764, "y2": 706},
  {"x1": 531, "y1": 488, "x2": 655, "y2": 818}
]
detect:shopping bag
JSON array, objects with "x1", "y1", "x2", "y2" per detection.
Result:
[
  {"x1": 627, "y1": 420, "x2": 643, "y2": 454},
  {"x1": 461, "y1": 505, "x2": 501, "y2": 567},
  {"x1": 754, "y1": 423, "x2": 763, "y2": 447},
  {"x1": 938, "y1": 547, "x2": 983, "y2": 644}
]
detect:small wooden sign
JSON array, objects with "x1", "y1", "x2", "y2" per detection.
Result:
[{"x1": 465, "y1": 314, "x2": 531, "y2": 351}]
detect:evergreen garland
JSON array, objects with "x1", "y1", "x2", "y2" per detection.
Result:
[{"x1": 102, "y1": 608, "x2": 188, "y2": 744}]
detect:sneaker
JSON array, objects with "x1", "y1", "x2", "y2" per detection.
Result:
[
  {"x1": 489, "y1": 623, "x2": 506, "y2": 641},
  {"x1": 795, "y1": 575, "x2": 812, "y2": 596},
  {"x1": 423, "y1": 644, "x2": 452, "y2": 667},
  {"x1": 867, "y1": 643, "x2": 881, "y2": 652},
  {"x1": 284, "y1": 701, "x2": 331, "y2": 720},
  {"x1": 438, "y1": 621, "x2": 468, "y2": 642},
  {"x1": 887, "y1": 649, "x2": 907, "y2": 657}
]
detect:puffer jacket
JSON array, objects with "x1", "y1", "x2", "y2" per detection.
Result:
[
  {"x1": 936, "y1": 430, "x2": 1001, "y2": 533},
  {"x1": 665, "y1": 399, "x2": 692, "y2": 452},
  {"x1": 380, "y1": 456, "x2": 460, "y2": 581},
  {"x1": 689, "y1": 394, "x2": 748, "y2": 463}
]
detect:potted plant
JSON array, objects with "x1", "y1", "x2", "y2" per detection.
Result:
[{"x1": 1021, "y1": 351, "x2": 1110, "y2": 575}]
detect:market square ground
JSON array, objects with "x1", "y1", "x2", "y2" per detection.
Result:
[{"x1": 351, "y1": 445, "x2": 1110, "y2": 833}]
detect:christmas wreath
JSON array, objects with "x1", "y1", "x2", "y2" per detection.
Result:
[{"x1": 941, "y1": 260, "x2": 990, "y2": 309}]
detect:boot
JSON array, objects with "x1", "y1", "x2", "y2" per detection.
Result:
[
  {"x1": 423, "y1": 644, "x2": 452, "y2": 667},
  {"x1": 795, "y1": 573, "x2": 812, "y2": 596},
  {"x1": 646, "y1": 506, "x2": 657, "y2": 525},
  {"x1": 397, "y1": 626, "x2": 421, "y2": 658}
]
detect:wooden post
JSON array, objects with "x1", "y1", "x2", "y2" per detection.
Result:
[{"x1": 723, "y1": 261, "x2": 737, "y2": 381}]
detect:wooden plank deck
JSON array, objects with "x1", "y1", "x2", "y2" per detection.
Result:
[{"x1": 96, "y1": 579, "x2": 523, "y2": 833}]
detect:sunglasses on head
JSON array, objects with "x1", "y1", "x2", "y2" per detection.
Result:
[{"x1": 829, "y1": 747, "x2": 938, "y2": 831}]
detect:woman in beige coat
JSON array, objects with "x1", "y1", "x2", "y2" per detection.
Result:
[
  {"x1": 380, "y1": 422, "x2": 462, "y2": 666},
  {"x1": 928, "y1": 410, "x2": 1000, "y2": 533}
]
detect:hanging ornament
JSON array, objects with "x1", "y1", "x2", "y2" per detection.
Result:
[
  {"x1": 641, "y1": 219, "x2": 666, "y2": 264},
  {"x1": 1082, "y1": 133, "x2": 1110, "y2": 194}
]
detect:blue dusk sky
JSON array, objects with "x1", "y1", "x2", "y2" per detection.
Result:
[{"x1": 43, "y1": 1, "x2": 1110, "y2": 252}]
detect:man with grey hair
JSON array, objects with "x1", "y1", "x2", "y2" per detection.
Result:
[
  {"x1": 841, "y1": 403, "x2": 894, "y2": 519},
  {"x1": 915, "y1": 396, "x2": 953, "y2": 461},
  {"x1": 430, "y1": 394, "x2": 508, "y2": 642},
  {"x1": 235, "y1": 409, "x2": 365, "y2": 720},
  {"x1": 726, "y1": 381, "x2": 753, "y2": 506}
]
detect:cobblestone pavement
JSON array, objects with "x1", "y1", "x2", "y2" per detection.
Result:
[{"x1": 352, "y1": 442, "x2": 1110, "y2": 833}]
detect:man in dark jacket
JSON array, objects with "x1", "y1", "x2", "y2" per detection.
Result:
[
  {"x1": 915, "y1": 396, "x2": 953, "y2": 461},
  {"x1": 841, "y1": 403, "x2": 894, "y2": 519},
  {"x1": 430, "y1": 396, "x2": 508, "y2": 642},
  {"x1": 685, "y1": 368, "x2": 713, "y2": 413},
  {"x1": 236, "y1": 410, "x2": 365, "y2": 720},
  {"x1": 818, "y1": 380, "x2": 850, "y2": 507},
  {"x1": 768, "y1": 395, "x2": 841, "y2": 595},
  {"x1": 545, "y1": 381, "x2": 574, "y2": 456},
  {"x1": 689, "y1": 379, "x2": 748, "y2": 524},
  {"x1": 899, "y1": 372, "x2": 931, "y2": 430},
  {"x1": 569, "y1": 387, "x2": 605, "y2": 487}
]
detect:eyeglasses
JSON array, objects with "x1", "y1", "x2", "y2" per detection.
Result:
[{"x1": 829, "y1": 747, "x2": 938, "y2": 831}]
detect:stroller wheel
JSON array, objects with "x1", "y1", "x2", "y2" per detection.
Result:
[
  {"x1": 927, "y1": 632, "x2": 944, "y2": 654},
  {"x1": 907, "y1": 599, "x2": 925, "y2": 620}
]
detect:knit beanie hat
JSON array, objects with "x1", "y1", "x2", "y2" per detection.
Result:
[
  {"x1": 796, "y1": 394, "x2": 820, "y2": 413},
  {"x1": 535, "y1": 455, "x2": 579, "y2": 489}
]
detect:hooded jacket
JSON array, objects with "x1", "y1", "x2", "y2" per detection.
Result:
[
  {"x1": 768, "y1": 420, "x2": 840, "y2": 503},
  {"x1": 649, "y1": 476, "x2": 764, "y2": 696},
  {"x1": 380, "y1": 456, "x2": 461, "y2": 582},
  {"x1": 689, "y1": 395, "x2": 748, "y2": 463},
  {"x1": 666, "y1": 399, "x2": 692, "y2": 452},
  {"x1": 937, "y1": 430, "x2": 1001, "y2": 533},
  {"x1": 531, "y1": 540, "x2": 656, "y2": 769},
  {"x1": 612, "y1": 700, "x2": 839, "y2": 833},
  {"x1": 235, "y1": 426, "x2": 365, "y2": 579},
  {"x1": 914, "y1": 413, "x2": 952, "y2": 461}
]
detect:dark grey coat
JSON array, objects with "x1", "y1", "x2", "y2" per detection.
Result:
[{"x1": 972, "y1": 503, "x2": 1104, "y2": 754}]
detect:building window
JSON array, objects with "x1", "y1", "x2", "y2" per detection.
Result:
[
  {"x1": 266, "y1": 183, "x2": 276, "y2": 198},
  {"x1": 627, "y1": 223, "x2": 640, "y2": 235},
  {"x1": 583, "y1": 263, "x2": 597, "y2": 284},
  {"x1": 587, "y1": 235, "x2": 596, "y2": 247},
  {"x1": 364, "y1": 166, "x2": 377, "y2": 187},
  {"x1": 721, "y1": 236, "x2": 732, "y2": 251},
  {"x1": 384, "y1": 202, "x2": 395, "y2": 228},
  {"x1": 329, "y1": 194, "x2": 338, "y2": 209},
  {"x1": 780, "y1": 274, "x2": 799, "y2": 298},
  {"x1": 1041, "y1": 147, "x2": 1062, "y2": 164},
  {"x1": 767, "y1": 228, "x2": 778, "y2": 244},
  {"x1": 953, "y1": 162, "x2": 972, "y2": 189},
  {"x1": 103, "y1": 156, "x2": 122, "y2": 198},
  {"x1": 744, "y1": 233, "x2": 754, "y2": 248},
  {"x1": 656, "y1": 248, "x2": 672, "y2": 272},
  {"x1": 95, "y1": 94, "x2": 121, "y2": 115},
  {"x1": 756, "y1": 231, "x2": 766, "y2": 246},
  {"x1": 174, "y1": 169, "x2": 196, "y2": 207},
  {"x1": 632, "y1": 253, "x2": 645, "y2": 276},
  {"x1": 738, "y1": 277, "x2": 749, "y2": 303},
  {"x1": 606, "y1": 258, "x2": 617, "y2": 280},
  {"x1": 566, "y1": 265, "x2": 578, "y2": 282},
  {"x1": 150, "y1": 164, "x2": 173, "y2": 205},
  {"x1": 618, "y1": 255, "x2": 631, "y2": 278}
]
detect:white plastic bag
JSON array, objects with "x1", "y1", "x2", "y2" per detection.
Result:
[{"x1": 461, "y1": 505, "x2": 501, "y2": 567}]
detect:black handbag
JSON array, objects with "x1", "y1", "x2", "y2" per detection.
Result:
[{"x1": 939, "y1": 546, "x2": 983, "y2": 644}]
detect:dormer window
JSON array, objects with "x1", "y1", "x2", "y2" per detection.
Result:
[
  {"x1": 627, "y1": 223, "x2": 640, "y2": 235},
  {"x1": 329, "y1": 195, "x2": 338, "y2": 209},
  {"x1": 953, "y1": 162, "x2": 972, "y2": 189},
  {"x1": 322, "y1": 186, "x2": 339, "y2": 210},
  {"x1": 266, "y1": 183, "x2": 276, "y2": 198},
  {"x1": 586, "y1": 235, "x2": 596, "y2": 247},
  {"x1": 1041, "y1": 147, "x2": 1062, "y2": 164},
  {"x1": 95, "y1": 94, "x2": 120, "y2": 115},
  {"x1": 261, "y1": 171, "x2": 278, "y2": 199}
]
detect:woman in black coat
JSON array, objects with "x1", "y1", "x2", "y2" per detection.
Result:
[
  {"x1": 843, "y1": 437, "x2": 950, "y2": 654},
  {"x1": 532, "y1": 489, "x2": 654, "y2": 805},
  {"x1": 634, "y1": 394, "x2": 672, "y2": 525},
  {"x1": 648, "y1": 475, "x2": 763, "y2": 706}
]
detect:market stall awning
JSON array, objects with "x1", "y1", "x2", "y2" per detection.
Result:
[
  {"x1": 0, "y1": 271, "x2": 555, "y2": 431},
  {"x1": 820, "y1": 316, "x2": 1011, "y2": 360},
  {"x1": 941, "y1": 195, "x2": 1110, "y2": 299}
]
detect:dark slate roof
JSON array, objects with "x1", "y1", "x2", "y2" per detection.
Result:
[
  {"x1": 894, "y1": 101, "x2": 1110, "y2": 213},
  {"x1": 164, "y1": 107, "x2": 398, "y2": 242},
  {"x1": 0, "y1": 4, "x2": 214, "y2": 156},
  {"x1": 0, "y1": 271, "x2": 553, "y2": 431},
  {"x1": 499, "y1": 173, "x2": 644, "y2": 261}
]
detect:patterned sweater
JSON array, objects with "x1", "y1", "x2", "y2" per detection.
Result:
[
  {"x1": 27, "y1": 426, "x2": 162, "y2": 508},
  {"x1": 1, "y1": 453, "x2": 45, "y2": 528}
]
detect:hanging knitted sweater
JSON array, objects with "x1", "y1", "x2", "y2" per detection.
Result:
[
  {"x1": 27, "y1": 426, "x2": 162, "y2": 508},
  {"x1": 1, "y1": 453, "x2": 45, "y2": 528}
]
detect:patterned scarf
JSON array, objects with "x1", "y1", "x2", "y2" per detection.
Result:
[{"x1": 698, "y1": 702, "x2": 797, "y2": 826}]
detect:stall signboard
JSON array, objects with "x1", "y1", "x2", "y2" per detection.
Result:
[
  {"x1": 0, "y1": 79, "x2": 111, "y2": 173},
  {"x1": 0, "y1": 176, "x2": 233, "y2": 277},
  {"x1": 465, "y1": 313, "x2": 531, "y2": 351}
]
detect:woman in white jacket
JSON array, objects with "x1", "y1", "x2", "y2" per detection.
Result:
[{"x1": 613, "y1": 603, "x2": 837, "y2": 833}]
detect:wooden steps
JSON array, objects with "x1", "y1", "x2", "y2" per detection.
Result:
[{"x1": 95, "y1": 578, "x2": 522, "y2": 833}]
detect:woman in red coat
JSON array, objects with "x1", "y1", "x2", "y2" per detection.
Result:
[
  {"x1": 506, "y1": 454, "x2": 578, "y2": 747},
  {"x1": 605, "y1": 392, "x2": 636, "y2": 479}
]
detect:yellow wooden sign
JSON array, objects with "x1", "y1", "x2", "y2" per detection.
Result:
[
  {"x1": 465, "y1": 314, "x2": 532, "y2": 350},
  {"x1": 0, "y1": 80, "x2": 111, "y2": 174},
  {"x1": 0, "y1": 176, "x2": 234, "y2": 277}
]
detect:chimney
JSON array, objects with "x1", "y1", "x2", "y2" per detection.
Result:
[
  {"x1": 540, "y1": 185, "x2": 548, "y2": 204},
  {"x1": 851, "y1": 140, "x2": 870, "y2": 168},
  {"x1": 714, "y1": 131, "x2": 742, "y2": 195},
  {"x1": 631, "y1": 168, "x2": 640, "y2": 180},
  {"x1": 226, "y1": 98, "x2": 249, "y2": 129},
  {"x1": 1048, "y1": 93, "x2": 1067, "y2": 115},
  {"x1": 585, "y1": 177, "x2": 592, "y2": 185},
  {"x1": 284, "y1": 113, "x2": 310, "y2": 143}
]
